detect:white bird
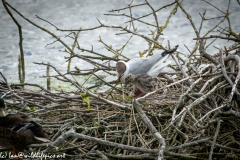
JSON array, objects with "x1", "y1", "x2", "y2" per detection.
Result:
[
  {"x1": 116, "y1": 45, "x2": 179, "y2": 83},
  {"x1": 116, "y1": 45, "x2": 178, "y2": 98},
  {"x1": 125, "y1": 74, "x2": 158, "y2": 98}
]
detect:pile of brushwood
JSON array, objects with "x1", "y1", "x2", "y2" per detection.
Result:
[{"x1": 1, "y1": 0, "x2": 240, "y2": 159}]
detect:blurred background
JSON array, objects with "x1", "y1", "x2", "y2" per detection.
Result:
[{"x1": 0, "y1": 0, "x2": 239, "y2": 88}]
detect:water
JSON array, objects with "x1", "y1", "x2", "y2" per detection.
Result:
[{"x1": 0, "y1": 0, "x2": 239, "y2": 89}]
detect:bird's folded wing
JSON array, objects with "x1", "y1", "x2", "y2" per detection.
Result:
[
  {"x1": 147, "y1": 54, "x2": 171, "y2": 78},
  {"x1": 128, "y1": 47, "x2": 178, "y2": 75},
  {"x1": 128, "y1": 58, "x2": 151, "y2": 74}
]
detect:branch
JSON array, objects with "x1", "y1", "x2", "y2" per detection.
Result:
[
  {"x1": 133, "y1": 100, "x2": 165, "y2": 160},
  {"x1": 44, "y1": 128, "x2": 159, "y2": 154}
]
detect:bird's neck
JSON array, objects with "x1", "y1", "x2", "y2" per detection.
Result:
[
  {"x1": 120, "y1": 62, "x2": 130, "y2": 84},
  {"x1": 0, "y1": 109, "x2": 6, "y2": 117}
]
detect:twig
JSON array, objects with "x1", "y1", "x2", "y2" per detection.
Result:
[
  {"x1": 2, "y1": 0, "x2": 25, "y2": 83},
  {"x1": 133, "y1": 100, "x2": 165, "y2": 160},
  {"x1": 209, "y1": 119, "x2": 222, "y2": 160},
  {"x1": 44, "y1": 128, "x2": 159, "y2": 154}
]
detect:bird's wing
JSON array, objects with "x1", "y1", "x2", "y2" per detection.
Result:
[
  {"x1": 127, "y1": 54, "x2": 166, "y2": 74},
  {"x1": 127, "y1": 58, "x2": 152, "y2": 74},
  {"x1": 127, "y1": 45, "x2": 178, "y2": 75},
  {"x1": 12, "y1": 123, "x2": 34, "y2": 133},
  {"x1": 0, "y1": 126, "x2": 26, "y2": 148},
  {"x1": 147, "y1": 54, "x2": 171, "y2": 78}
]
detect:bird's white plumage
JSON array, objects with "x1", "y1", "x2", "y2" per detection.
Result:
[
  {"x1": 116, "y1": 45, "x2": 178, "y2": 84},
  {"x1": 146, "y1": 54, "x2": 171, "y2": 78}
]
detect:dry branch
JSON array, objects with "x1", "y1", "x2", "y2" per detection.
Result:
[{"x1": 1, "y1": 0, "x2": 240, "y2": 159}]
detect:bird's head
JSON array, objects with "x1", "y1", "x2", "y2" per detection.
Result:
[
  {"x1": 0, "y1": 98, "x2": 6, "y2": 117},
  {"x1": 116, "y1": 61, "x2": 127, "y2": 83}
]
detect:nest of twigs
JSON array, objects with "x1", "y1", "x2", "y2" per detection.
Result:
[
  {"x1": 1, "y1": 39, "x2": 240, "y2": 159},
  {"x1": 1, "y1": 0, "x2": 240, "y2": 159}
]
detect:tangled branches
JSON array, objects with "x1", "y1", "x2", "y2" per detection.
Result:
[{"x1": 1, "y1": 0, "x2": 240, "y2": 159}]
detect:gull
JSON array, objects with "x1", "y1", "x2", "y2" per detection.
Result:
[
  {"x1": 116, "y1": 45, "x2": 178, "y2": 97},
  {"x1": 116, "y1": 45, "x2": 179, "y2": 83}
]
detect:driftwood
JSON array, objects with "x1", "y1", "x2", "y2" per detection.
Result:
[{"x1": 1, "y1": 0, "x2": 240, "y2": 159}]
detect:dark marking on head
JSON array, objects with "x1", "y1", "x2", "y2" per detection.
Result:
[{"x1": 116, "y1": 62, "x2": 126, "y2": 75}]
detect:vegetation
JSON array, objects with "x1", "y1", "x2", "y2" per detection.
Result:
[{"x1": 1, "y1": 0, "x2": 240, "y2": 159}]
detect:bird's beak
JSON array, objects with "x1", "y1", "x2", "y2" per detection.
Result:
[{"x1": 117, "y1": 74, "x2": 122, "y2": 82}]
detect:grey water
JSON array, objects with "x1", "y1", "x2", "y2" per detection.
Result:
[{"x1": 0, "y1": 0, "x2": 239, "y2": 89}]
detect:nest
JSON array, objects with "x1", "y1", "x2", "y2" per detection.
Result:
[
  {"x1": 1, "y1": 42, "x2": 240, "y2": 159},
  {"x1": 1, "y1": 0, "x2": 240, "y2": 159}
]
